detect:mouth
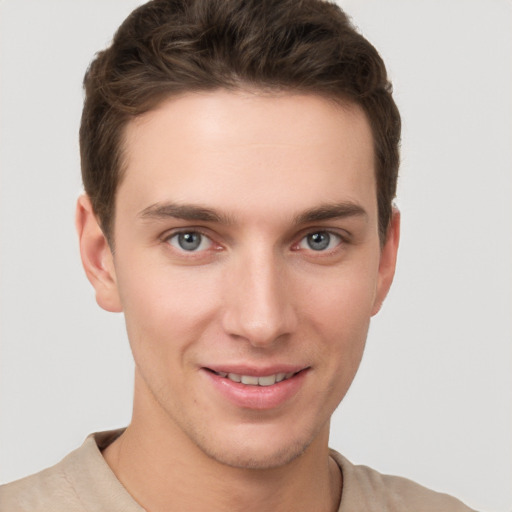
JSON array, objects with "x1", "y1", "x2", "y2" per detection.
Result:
[
  {"x1": 202, "y1": 365, "x2": 310, "y2": 409},
  {"x1": 206, "y1": 369, "x2": 302, "y2": 387},
  {"x1": 203, "y1": 366, "x2": 309, "y2": 409}
]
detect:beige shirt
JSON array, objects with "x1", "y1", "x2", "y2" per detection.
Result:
[{"x1": 0, "y1": 429, "x2": 476, "y2": 511}]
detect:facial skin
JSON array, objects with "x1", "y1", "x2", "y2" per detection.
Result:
[{"x1": 77, "y1": 90, "x2": 399, "y2": 510}]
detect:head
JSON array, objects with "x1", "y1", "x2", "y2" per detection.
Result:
[
  {"x1": 80, "y1": 0, "x2": 400, "y2": 246},
  {"x1": 76, "y1": 0, "x2": 401, "y2": 471}
]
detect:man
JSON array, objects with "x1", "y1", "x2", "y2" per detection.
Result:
[{"x1": 0, "y1": 0, "x2": 477, "y2": 510}]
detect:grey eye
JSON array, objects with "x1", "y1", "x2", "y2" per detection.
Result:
[
  {"x1": 298, "y1": 231, "x2": 341, "y2": 252},
  {"x1": 307, "y1": 232, "x2": 330, "y2": 251},
  {"x1": 168, "y1": 232, "x2": 212, "y2": 252}
]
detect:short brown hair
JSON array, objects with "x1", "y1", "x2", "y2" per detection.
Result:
[{"x1": 80, "y1": 0, "x2": 401, "y2": 242}]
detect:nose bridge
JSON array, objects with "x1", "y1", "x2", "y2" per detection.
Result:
[{"x1": 222, "y1": 244, "x2": 296, "y2": 346}]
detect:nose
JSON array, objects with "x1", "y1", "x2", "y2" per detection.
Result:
[{"x1": 221, "y1": 248, "x2": 297, "y2": 348}]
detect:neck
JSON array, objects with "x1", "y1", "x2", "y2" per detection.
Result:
[{"x1": 103, "y1": 374, "x2": 342, "y2": 512}]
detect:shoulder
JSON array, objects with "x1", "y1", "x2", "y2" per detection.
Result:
[
  {"x1": 330, "y1": 450, "x2": 477, "y2": 512},
  {"x1": 0, "y1": 429, "x2": 139, "y2": 512},
  {"x1": 0, "y1": 450, "x2": 85, "y2": 512}
]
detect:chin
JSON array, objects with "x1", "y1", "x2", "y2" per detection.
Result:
[
  {"x1": 203, "y1": 438, "x2": 310, "y2": 470},
  {"x1": 190, "y1": 421, "x2": 321, "y2": 470}
]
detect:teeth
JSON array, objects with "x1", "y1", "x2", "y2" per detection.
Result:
[
  {"x1": 258, "y1": 375, "x2": 276, "y2": 386},
  {"x1": 240, "y1": 375, "x2": 259, "y2": 385},
  {"x1": 216, "y1": 371, "x2": 296, "y2": 386}
]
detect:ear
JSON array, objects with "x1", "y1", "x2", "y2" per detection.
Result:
[
  {"x1": 75, "y1": 195, "x2": 122, "y2": 313},
  {"x1": 371, "y1": 207, "x2": 400, "y2": 316}
]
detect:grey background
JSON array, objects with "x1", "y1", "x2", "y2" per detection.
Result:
[{"x1": 1, "y1": 1, "x2": 510, "y2": 510}]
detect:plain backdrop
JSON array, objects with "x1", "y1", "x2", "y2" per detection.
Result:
[{"x1": 0, "y1": 1, "x2": 510, "y2": 510}]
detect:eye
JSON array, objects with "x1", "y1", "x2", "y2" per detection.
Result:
[
  {"x1": 167, "y1": 231, "x2": 212, "y2": 252},
  {"x1": 298, "y1": 231, "x2": 342, "y2": 252}
]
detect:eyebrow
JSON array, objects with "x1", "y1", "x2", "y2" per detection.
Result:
[
  {"x1": 138, "y1": 200, "x2": 367, "y2": 225},
  {"x1": 138, "y1": 202, "x2": 235, "y2": 224},
  {"x1": 293, "y1": 202, "x2": 368, "y2": 225}
]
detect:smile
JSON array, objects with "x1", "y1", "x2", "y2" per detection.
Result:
[
  {"x1": 211, "y1": 371, "x2": 297, "y2": 386},
  {"x1": 203, "y1": 366, "x2": 309, "y2": 409}
]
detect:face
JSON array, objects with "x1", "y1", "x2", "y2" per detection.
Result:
[{"x1": 79, "y1": 90, "x2": 399, "y2": 470}]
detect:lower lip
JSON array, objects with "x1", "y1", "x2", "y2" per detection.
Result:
[{"x1": 203, "y1": 369, "x2": 308, "y2": 410}]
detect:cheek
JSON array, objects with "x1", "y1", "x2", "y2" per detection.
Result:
[
  {"x1": 313, "y1": 290, "x2": 372, "y2": 370},
  {"x1": 115, "y1": 264, "x2": 222, "y2": 369},
  {"x1": 299, "y1": 263, "x2": 378, "y2": 378},
  {"x1": 301, "y1": 260, "x2": 379, "y2": 332}
]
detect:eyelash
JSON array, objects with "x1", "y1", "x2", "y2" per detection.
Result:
[
  {"x1": 163, "y1": 229, "x2": 220, "y2": 255},
  {"x1": 162, "y1": 228, "x2": 348, "y2": 256},
  {"x1": 293, "y1": 231, "x2": 344, "y2": 253}
]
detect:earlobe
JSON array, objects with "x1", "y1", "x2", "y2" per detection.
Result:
[
  {"x1": 75, "y1": 195, "x2": 122, "y2": 313},
  {"x1": 371, "y1": 208, "x2": 400, "y2": 316}
]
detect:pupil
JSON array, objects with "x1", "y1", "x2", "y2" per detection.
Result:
[
  {"x1": 179, "y1": 232, "x2": 201, "y2": 250},
  {"x1": 308, "y1": 232, "x2": 330, "y2": 251}
]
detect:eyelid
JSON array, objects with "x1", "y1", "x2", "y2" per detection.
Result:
[
  {"x1": 168, "y1": 232, "x2": 212, "y2": 252},
  {"x1": 161, "y1": 227, "x2": 222, "y2": 253},
  {"x1": 292, "y1": 228, "x2": 349, "y2": 253},
  {"x1": 161, "y1": 226, "x2": 210, "y2": 241}
]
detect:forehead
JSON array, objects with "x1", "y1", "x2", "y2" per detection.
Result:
[{"x1": 118, "y1": 90, "x2": 376, "y2": 223}]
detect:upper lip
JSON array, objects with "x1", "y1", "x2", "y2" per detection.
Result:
[{"x1": 203, "y1": 364, "x2": 309, "y2": 377}]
